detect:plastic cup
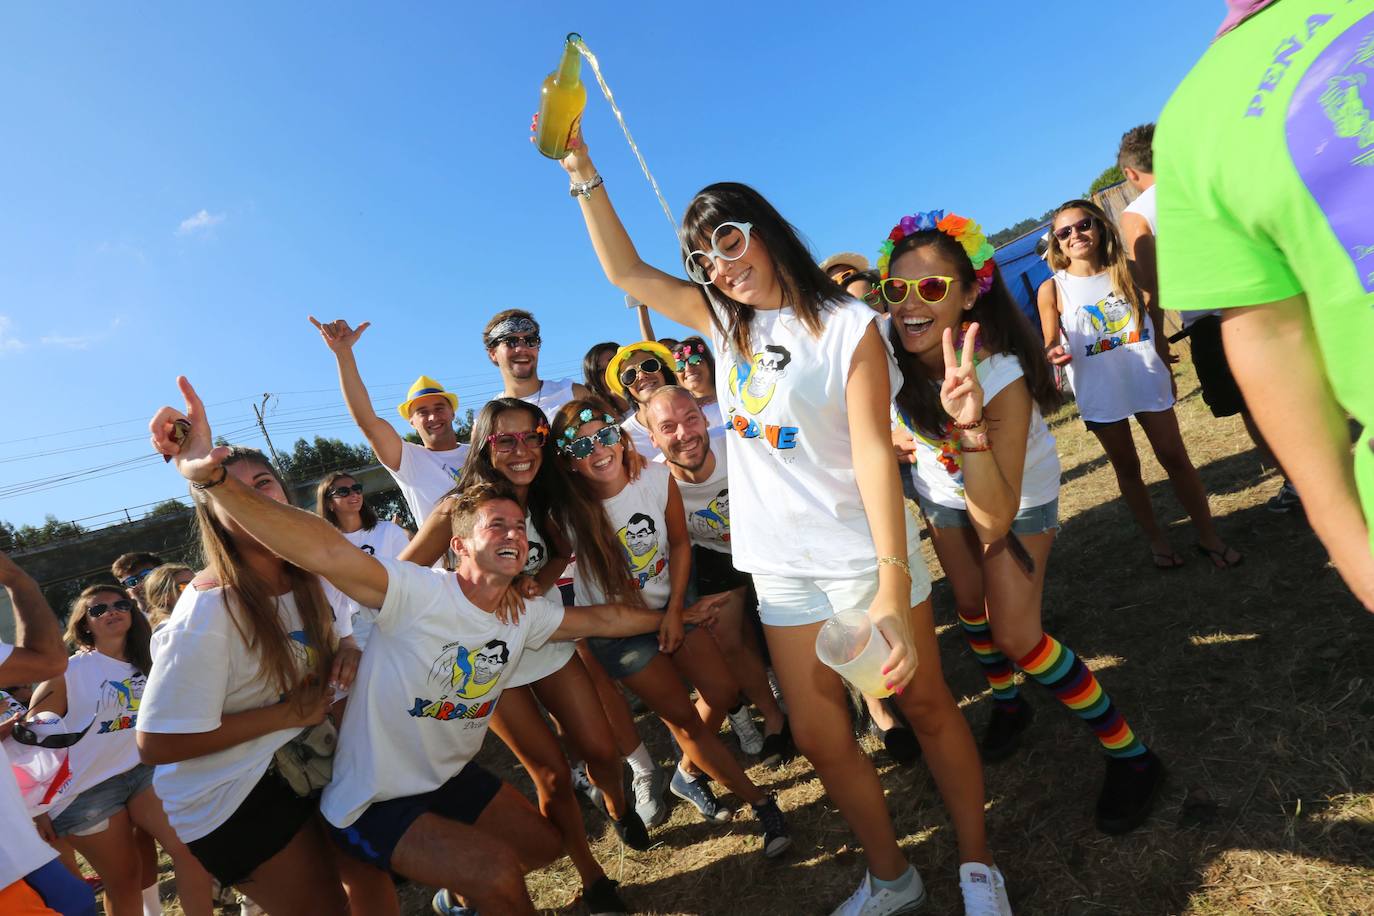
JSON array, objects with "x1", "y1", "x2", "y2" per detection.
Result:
[{"x1": 815, "y1": 609, "x2": 893, "y2": 699}]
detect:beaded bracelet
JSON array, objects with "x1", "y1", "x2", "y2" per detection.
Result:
[{"x1": 951, "y1": 417, "x2": 985, "y2": 430}]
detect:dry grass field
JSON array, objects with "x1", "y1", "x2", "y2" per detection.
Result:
[{"x1": 139, "y1": 353, "x2": 1372, "y2": 915}]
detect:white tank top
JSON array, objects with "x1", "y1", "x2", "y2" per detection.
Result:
[
  {"x1": 45, "y1": 651, "x2": 146, "y2": 818},
  {"x1": 1054, "y1": 270, "x2": 1174, "y2": 423}
]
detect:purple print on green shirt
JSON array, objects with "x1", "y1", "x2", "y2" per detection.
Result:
[{"x1": 1286, "y1": 13, "x2": 1374, "y2": 292}]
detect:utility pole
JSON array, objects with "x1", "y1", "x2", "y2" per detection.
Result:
[{"x1": 253, "y1": 393, "x2": 287, "y2": 477}]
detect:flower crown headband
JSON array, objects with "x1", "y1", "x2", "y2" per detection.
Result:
[
  {"x1": 877, "y1": 210, "x2": 997, "y2": 294},
  {"x1": 673, "y1": 341, "x2": 706, "y2": 359},
  {"x1": 557, "y1": 408, "x2": 619, "y2": 454}
]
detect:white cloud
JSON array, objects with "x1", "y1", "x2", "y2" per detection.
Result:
[
  {"x1": 40, "y1": 333, "x2": 95, "y2": 350},
  {"x1": 0, "y1": 315, "x2": 25, "y2": 353},
  {"x1": 177, "y1": 209, "x2": 225, "y2": 236}
]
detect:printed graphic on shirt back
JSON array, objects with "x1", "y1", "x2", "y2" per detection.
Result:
[
  {"x1": 726, "y1": 344, "x2": 800, "y2": 450},
  {"x1": 619, "y1": 513, "x2": 667, "y2": 589},
  {"x1": 1079, "y1": 294, "x2": 1149, "y2": 356},
  {"x1": 1286, "y1": 11, "x2": 1374, "y2": 292},
  {"x1": 409, "y1": 639, "x2": 510, "y2": 723},
  {"x1": 688, "y1": 489, "x2": 731, "y2": 544},
  {"x1": 98, "y1": 673, "x2": 146, "y2": 734}
]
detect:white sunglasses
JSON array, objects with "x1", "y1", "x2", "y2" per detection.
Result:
[{"x1": 685, "y1": 221, "x2": 753, "y2": 285}]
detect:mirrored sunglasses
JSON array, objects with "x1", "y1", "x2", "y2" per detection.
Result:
[
  {"x1": 120, "y1": 568, "x2": 156, "y2": 588},
  {"x1": 564, "y1": 425, "x2": 623, "y2": 460},
  {"x1": 879, "y1": 275, "x2": 956, "y2": 307},
  {"x1": 675, "y1": 353, "x2": 705, "y2": 371}
]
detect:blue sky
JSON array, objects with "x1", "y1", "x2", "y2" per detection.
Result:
[{"x1": 0, "y1": 0, "x2": 1223, "y2": 531}]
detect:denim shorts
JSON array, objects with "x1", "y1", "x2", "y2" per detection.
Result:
[
  {"x1": 51, "y1": 763, "x2": 154, "y2": 837},
  {"x1": 918, "y1": 497, "x2": 1060, "y2": 535}
]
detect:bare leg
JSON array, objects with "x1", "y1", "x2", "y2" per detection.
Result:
[
  {"x1": 764, "y1": 623, "x2": 909, "y2": 881},
  {"x1": 981, "y1": 533, "x2": 1057, "y2": 661},
  {"x1": 388, "y1": 783, "x2": 562, "y2": 916},
  {"x1": 126, "y1": 787, "x2": 215, "y2": 916},
  {"x1": 331, "y1": 846, "x2": 400, "y2": 916},
  {"x1": 532, "y1": 655, "x2": 628, "y2": 820},
  {"x1": 135, "y1": 827, "x2": 158, "y2": 904},
  {"x1": 490, "y1": 686, "x2": 606, "y2": 889},
  {"x1": 1136, "y1": 408, "x2": 1238, "y2": 562},
  {"x1": 703, "y1": 588, "x2": 786, "y2": 734},
  {"x1": 576, "y1": 639, "x2": 644, "y2": 757},
  {"x1": 66, "y1": 809, "x2": 142, "y2": 916},
  {"x1": 232, "y1": 817, "x2": 348, "y2": 915},
  {"x1": 1091, "y1": 419, "x2": 1175, "y2": 559},
  {"x1": 620, "y1": 655, "x2": 765, "y2": 806}
]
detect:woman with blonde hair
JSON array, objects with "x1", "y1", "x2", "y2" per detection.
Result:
[
  {"x1": 141, "y1": 564, "x2": 194, "y2": 631},
  {"x1": 135, "y1": 446, "x2": 358, "y2": 913},
  {"x1": 27, "y1": 584, "x2": 214, "y2": 915},
  {"x1": 1038, "y1": 199, "x2": 1241, "y2": 570}
]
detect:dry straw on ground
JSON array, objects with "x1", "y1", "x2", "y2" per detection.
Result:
[{"x1": 143, "y1": 355, "x2": 1373, "y2": 915}]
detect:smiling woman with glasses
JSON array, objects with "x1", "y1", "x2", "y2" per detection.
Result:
[
  {"x1": 601, "y1": 341, "x2": 679, "y2": 459},
  {"x1": 23, "y1": 584, "x2": 216, "y2": 916}
]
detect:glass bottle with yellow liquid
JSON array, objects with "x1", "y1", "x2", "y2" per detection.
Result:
[{"x1": 535, "y1": 33, "x2": 588, "y2": 160}]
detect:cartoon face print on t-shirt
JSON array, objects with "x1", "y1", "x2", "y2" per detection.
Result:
[
  {"x1": 1079, "y1": 294, "x2": 1149, "y2": 356},
  {"x1": 689, "y1": 488, "x2": 731, "y2": 543},
  {"x1": 730, "y1": 345, "x2": 792, "y2": 415},
  {"x1": 523, "y1": 541, "x2": 547, "y2": 575},
  {"x1": 620, "y1": 513, "x2": 659, "y2": 573},
  {"x1": 428, "y1": 639, "x2": 510, "y2": 702},
  {"x1": 98, "y1": 674, "x2": 146, "y2": 734}
]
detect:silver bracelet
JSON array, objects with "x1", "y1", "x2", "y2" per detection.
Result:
[{"x1": 569, "y1": 174, "x2": 604, "y2": 200}]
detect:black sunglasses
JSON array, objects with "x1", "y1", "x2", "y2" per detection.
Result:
[
  {"x1": 1053, "y1": 217, "x2": 1096, "y2": 241},
  {"x1": 11, "y1": 716, "x2": 95, "y2": 750},
  {"x1": 620, "y1": 357, "x2": 662, "y2": 388},
  {"x1": 495, "y1": 334, "x2": 541, "y2": 350},
  {"x1": 87, "y1": 599, "x2": 135, "y2": 619},
  {"x1": 328, "y1": 483, "x2": 364, "y2": 499}
]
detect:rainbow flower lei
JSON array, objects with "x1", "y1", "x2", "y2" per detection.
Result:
[{"x1": 877, "y1": 209, "x2": 997, "y2": 294}]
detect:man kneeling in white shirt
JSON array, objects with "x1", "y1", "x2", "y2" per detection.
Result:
[{"x1": 151, "y1": 377, "x2": 719, "y2": 916}]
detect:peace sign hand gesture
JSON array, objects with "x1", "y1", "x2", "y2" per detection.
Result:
[{"x1": 939, "y1": 322, "x2": 984, "y2": 427}]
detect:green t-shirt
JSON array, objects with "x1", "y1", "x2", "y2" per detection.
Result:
[{"x1": 1156, "y1": 0, "x2": 1374, "y2": 545}]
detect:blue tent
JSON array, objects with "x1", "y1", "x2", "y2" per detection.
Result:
[{"x1": 995, "y1": 223, "x2": 1051, "y2": 337}]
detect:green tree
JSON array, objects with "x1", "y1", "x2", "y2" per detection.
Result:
[
  {"x1": 3, "y1": 515, "x2": 86, "y2": 551},
  {"x1": 146, "y1": 499, "x2": 191, "y2": 519},
  {"x1": 275, "y1": 436, "x2": 378, "y2": 482},
  {"x1": 1088, "y1": 165, "x2": 1126, "y2": 196},
  {"x1": 988, "y1": 207, "x2": 1056, "y2": 247}
]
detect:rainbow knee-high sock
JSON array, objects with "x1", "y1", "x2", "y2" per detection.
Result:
[
  {"x1": 1017, "y1": 633, "x2": 1146, "y2": 760},
  {"x1": 957, "y1": 607, "x2": 1022, "y2": 710}
]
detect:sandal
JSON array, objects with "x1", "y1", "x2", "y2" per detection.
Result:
[
  {"x1": 1196, "y1": 543, "x2": 1243, "y2": 569},
  {"x1": 1151, "y1": 550, "x2": 1185, "y2": 570}
]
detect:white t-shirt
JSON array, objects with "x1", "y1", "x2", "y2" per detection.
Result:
[
  {"x1": 505, "y1": 512, "x2": 575, "y2": 689},
  {"x1": 621, "y1": 412, "x2": 660, "y2": 460},
  {"x1": 699, "y1": 399, "x2": 724, "y2": 435},
  {"x1": 902, "y1": 353, "x2": 1060, "y2": 510},
  {"x1": 324, "y1": 521, "x2": 411, "y2": 652},
  {"x1": 0, "y1": 643, "x2": 59, "y2": 887},
  {"x1": 574, "y1": 463, "x2": 674, "y2": 608},
  {"x1": 1122, "y1": 185, "x2": 1219, "y2": 329},
  {"x1": 511, "y1": 377, "x2": 580, "y2": 417},
  {"x1": 657, "y1": 433, "x2": 732, "y2": 555},
  {"x1": 387, "y1": 441, "x2": 470, "y2": 525},
  {"x1": 1054, "y1": 271, "x2": 1175, "y2": 424},
  {"x1": 712, "y1": 297, "x2": 917, "y2": 578},
  {"x1": 44, "y1": 652, "x2": 146, "y2": 820},
  {"x1": 320, "y1": 559, "x2": 564, "y2": 829},
  {"x1": 139, "y1": 587, "x2": 337, "y2": 842}
]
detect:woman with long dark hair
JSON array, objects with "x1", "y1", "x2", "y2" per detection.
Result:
[
  {"x1": 404, "y1": 397, "x2": 648, "y2": 916},
  {"x1": 27, "y1": 585, "x2": 214, "y2": 916},
  {"x1": 541, "y1": 126, "x2": 1008, "y2": 914},
  {"x1": 671, "y1": 335, "x2": 724, "y2": 432},
  {"x1": 135, "y1": 447, "x2": 355, "y2": 913},
  {"x1": 883, "y1": 209, "x2": 1164, "y2": 833},
  {"x1": 582, "y1": 341, "x2": 630, "y2": 415},
  {"x1": 549, "y1": 396, "x2": 791, "y2": 857},
  {"x1": 1038, "y1": 199, "x2": 1241, "y2": 570}
]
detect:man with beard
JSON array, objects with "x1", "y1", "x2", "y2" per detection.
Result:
[
  {"x1": 484, "y1": 310, "x2": 589, "y2": 416},
  {"x1": 644, "y1": 386, "x2": 791, "y2": 766}
]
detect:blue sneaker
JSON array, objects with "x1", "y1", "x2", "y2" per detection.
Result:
[
  {"x1": 669, "y1": 766, "x2": 733, "y2": 823},
  {"x1": 432, "y1": 888, "x2": 477, "y2": 916}
]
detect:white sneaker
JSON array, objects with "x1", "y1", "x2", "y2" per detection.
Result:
[
  {"x1": 958, "y1": 862, "x2": 1012, "y2": 916},
  {"x1": 831, "y1": 868, "x2": 927, "y2": 916},
  {"x1": 632, "y1": 767, "x2": 667, "y2": 828},
  {"x1": 727, "y1": 705, "x2": 765, "y2": 755}
]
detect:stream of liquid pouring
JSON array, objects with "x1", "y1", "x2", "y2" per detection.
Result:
[{"x1": 573, "y1": 36, "x2": 680, "y2": 237}]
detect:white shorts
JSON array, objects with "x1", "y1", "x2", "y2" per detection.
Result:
[{"x1": 753, "y1": 543, "x2": 933, "y2": 628}]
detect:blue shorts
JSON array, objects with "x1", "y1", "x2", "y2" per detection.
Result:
[
  {"x1": 918, "y1": 497, "x2": 1060, "y2": 535},
  {"x1": 51, "y1": 763, "x2": 154, "y2": 837},
  {"x1": 586, "y1": 631, "x2": 661, "y2": 680},
  {"x1": 330, "y1": 763, "x2": 502, "y2": 872}
]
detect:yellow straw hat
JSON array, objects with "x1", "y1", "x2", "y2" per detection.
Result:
[
  {"x1": 397, "y1": 375, "x2": 459, "y2": 420},
  {"x1": 604, "y1": 341, "x2": 675, "y2": 397}
]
